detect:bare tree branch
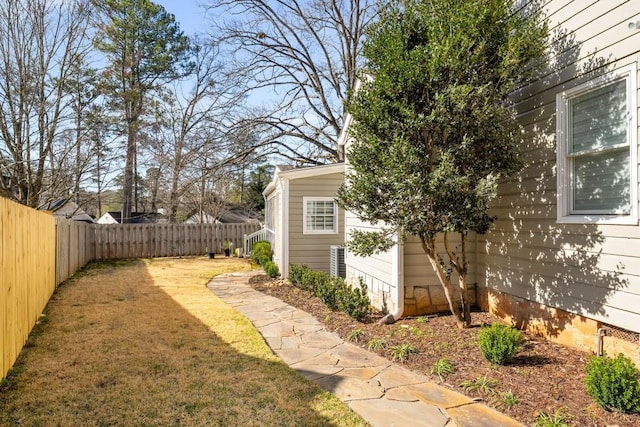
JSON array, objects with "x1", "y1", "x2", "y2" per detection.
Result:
[
  {"x1": 0, "y1": 0, "x2": 93, "y2": 207},
  {"x1": 205, "y1": 0, "x2": 375, "y2": 163}
]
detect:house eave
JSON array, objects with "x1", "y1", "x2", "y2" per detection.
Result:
[{"x1": 263, "y1": 163, "x2": 345, "y2": 197}]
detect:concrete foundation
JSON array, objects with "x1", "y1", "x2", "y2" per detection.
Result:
[{"x1": 476, "y1": 287, "x2": 640, "y2": 366}]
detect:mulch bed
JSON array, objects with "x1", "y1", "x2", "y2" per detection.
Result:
[{"x1": 249, "y1": 275, "x2": 640, "y2": 427}]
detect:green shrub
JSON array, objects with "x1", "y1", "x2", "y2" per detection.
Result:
[
  {"x1": 288, "y1": 264, "x2": 308, "y2": 286},
  {"x1": 308, "y1": 271, "x2": 328, "y2": 293},
  {"x1": 585, "y1": 353, "x2": 640, "y2": 413},
  {"x1": 288, "y1": 264, "x2": 317, "y2": 292},
  {"x1": 263, "y1": 261, "x2": 280, "y2": 279},
  {"x1": 477, "y1": 323, "x2": 522, "y2": 365},
  {"x1": 288, "y1": 264, "x2": 370, "y2": 320},
  {"x1": 251, "y1": 241, "x2": 272, "y2": 265},
  {"x1": 315, "y1": 275, "x2": 340, "y2": 309},
  {"x1": 337, "y1": 279, "x2": 370, "y2": 321}
]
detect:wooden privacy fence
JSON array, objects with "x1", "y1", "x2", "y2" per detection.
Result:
[
  {"x1": 53, "y1": 222, "x2": 261, "y2": 285},
  {"x1": 56, "y1": 218, "x2": 95, "y2": 286},
  {"x1": 93, "y1": 222, "x2": 259, "y2": 260},
  {"x1": 1, "y1": 198, "x2": 56, "y2": 380},
  {"x1": 2, "y1": 196, "x2": 262, "y2": 380}
]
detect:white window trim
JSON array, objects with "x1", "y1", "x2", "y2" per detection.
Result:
[
  {"x1": 303, "y1": 196, "x2": 338, "y2": 235},
  {"x1": 556, "y1": 63, "x2": 638, "y2": 225},
  {"x1": 264, "y1": 193, "x2": 277, "y2": 233}
]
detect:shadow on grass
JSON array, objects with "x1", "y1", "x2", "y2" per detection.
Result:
[{"x1": 0, "y1": 258, "x2": 361, "y2": 426}]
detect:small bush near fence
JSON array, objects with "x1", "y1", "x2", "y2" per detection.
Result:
[
  {"x1": 251, "y1": 241, "x2": 272, "y2": 266},
  {"x1": 264, "y1": 261, "x2": 280, "y2": 279},
  {"x1": 250, "y1": 241, "x2": 278, "y2": 278},
  {"x1": 288, "y1": 264, "x2": 370, "y2": 321}
]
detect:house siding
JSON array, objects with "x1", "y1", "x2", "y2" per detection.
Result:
[
  {"x1": 344, "y1": 213, "x2": 397, "y2": 314},
  {"x1": 479, "y1": 0, "x2": 640, "y2": 337},
  {"x1": 265, "y1": 185, "x2": 283, "y2": 271},
  {"x1": 403, "y1": 234, "x2": 478, "y2": 316},
  {"x1": 288, "y1": 173, "x2": 345, "y2": 273}
]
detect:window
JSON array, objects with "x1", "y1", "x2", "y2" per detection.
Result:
[
  {"x1": 265, "y1": 196, "x2": 276, "y2": 231},
  {"x1": 556, "y1": 63, "x2": 637, "y2": 224},
  {"x1": 303, "y1": 197, "x2": 338, "y2": 234}
]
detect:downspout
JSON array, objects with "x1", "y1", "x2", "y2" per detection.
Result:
[{"x1": 390, "y1": 235, "x2": 405, "y2": 321}]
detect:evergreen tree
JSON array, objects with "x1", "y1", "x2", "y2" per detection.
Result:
[
  {"x1": 337, "y1": 0, "x2": 548, "y2": 328},
  {"x1": 92, "y1": 0, "x2": 191, "y2": 222}
]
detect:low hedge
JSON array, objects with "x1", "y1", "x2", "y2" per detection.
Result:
[
  {"x1": 288, "y1": 264, "x2": 370, "y2": 321},
  {"x1": 263, "y1": 261, "x2": 280, "y2": 279}
]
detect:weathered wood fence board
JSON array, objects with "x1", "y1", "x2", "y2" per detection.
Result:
[
  {"x1": 55, "y1": 218, "x2": 95, "y2": 286},
  {"x1": 92, "y1": 223, "x2": 260, "y2": 260},
  {"x1": 2, "y1": 195, "x2": 262, "y2": 380},
  {"x1": 1, "y1": 198, "x2": 56, "y2": 380}
]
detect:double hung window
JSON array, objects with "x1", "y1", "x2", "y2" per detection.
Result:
[
  {"x1": 556, "y1": 64, "x2": 637, "y2": 224},
  {"x1": 303, "y1": 197, "x2": 338, "y2": 234}
]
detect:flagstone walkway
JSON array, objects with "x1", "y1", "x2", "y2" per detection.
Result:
[{"x1": 207, "y1": 271, "x2": 523, "y2": 427}]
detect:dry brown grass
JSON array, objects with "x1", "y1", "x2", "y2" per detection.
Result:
[{"x1": 0, "y1": 257, "x2": 367, "y2": 427}]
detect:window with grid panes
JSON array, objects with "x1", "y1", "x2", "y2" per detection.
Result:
[
  {"x1": 303, "y1": 197, "x2": 338, "y2": 234},
  {"x1": 556, "y1": 64, "x2": 637, "y2": 224}
]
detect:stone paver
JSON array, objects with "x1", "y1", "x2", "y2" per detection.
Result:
[{"x1": 207, "y1": 271, "x2": 524, "y2": 427}]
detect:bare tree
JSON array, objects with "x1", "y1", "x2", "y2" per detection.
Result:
[
  {"x1": 91, "y1": 0, "x2": 192, "y2": 223},
  {"x1": 82, "y1": 103, "x2": 122, "y2": 218},
  {"x1": 143, "y1": 39, "x2": 246, "y2": 221},
  {"x1": 206, "y1": 0, "x2": 375, "y2": 163},
  {"x1": 0, "y1": 0, "x2": 92, "y2": 207}
]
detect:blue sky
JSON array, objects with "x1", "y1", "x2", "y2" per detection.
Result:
[{"x1": 155, "y1": 0, "x2": 207, "y2": 35}]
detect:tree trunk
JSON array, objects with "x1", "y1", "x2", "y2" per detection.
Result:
[
  {"x1": 121, "y1": 126, "x2": 136, "y2": 223},
  {"x1": 96, "y1": 140, "x2": 102, "y2": 218},
  {"x1": 458, "y1": 232, "x2": 471, "y2": 326},
  {"x1": 420, "y1": 236, "x2": 467, "y2": 328},
  {"x1": 169, "y1": 144, "x2": 183, "y2": 222},
  {"x1": 458, "y1": 275, "x2": 471, "y2": 326},
  {"x1": 443, "y1": 231, "x2": 471, "y2": 328}
]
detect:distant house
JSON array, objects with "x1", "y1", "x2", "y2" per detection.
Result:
[
  {"x1": 339, "y1": 0, "x2": 640, "y2": 359},
  {"x1": 185, "y1": 208, "x2": 261, "y2": 225},
  {"x1": 262, "y1": 163, "x2": 345, "y2": 279},
  {"x1": 96, "y1": 211, "x2": 168, "y2": 224},
  {"x1": 40, "y1": 199, "x2": 95, "y2": 223}
]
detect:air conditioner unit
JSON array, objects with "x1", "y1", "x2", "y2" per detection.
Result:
[{"x1": 329, "y1": 245, "x2": 346, "y2": 278}]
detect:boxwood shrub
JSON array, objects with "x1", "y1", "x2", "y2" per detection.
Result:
[
  {"x1": 477, "y1": 323, "x2": 522, "y2": 365},
  {"x1": 251, "y1": 241, "x2": 272, "y2": 266},
  {"x1": 288, "y1": 264, "x2": 370, "y2": 321},
  {"x1": 585, "y1": 353, "x2": 640, "y2": 413},
  {"x1": 263, "y1": 261, "x2": 280, "y2": 279}
]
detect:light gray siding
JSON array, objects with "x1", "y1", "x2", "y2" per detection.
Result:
[
  {"x1": 288, "y1": 173, "x2": 345, "y2": 273},
  {"x1": 264, "y1": 184, "x2": 283, "y2": 270},
  {"x1": 403, "y1": 234, "x2": 478, "y2": 290},
  {"x1": 402, "y1": 234, "x2": 479, "y2": 315},
  {"x1": 344, "y1": 213, "x2": 397, "y2": 313},
  {"x1": 479, "y1": 0, "x2": 640, "y2": 332}
]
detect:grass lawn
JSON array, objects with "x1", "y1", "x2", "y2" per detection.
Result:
[{"x1": 0, "y1": 257, "x2": 367, "y2": 426}]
